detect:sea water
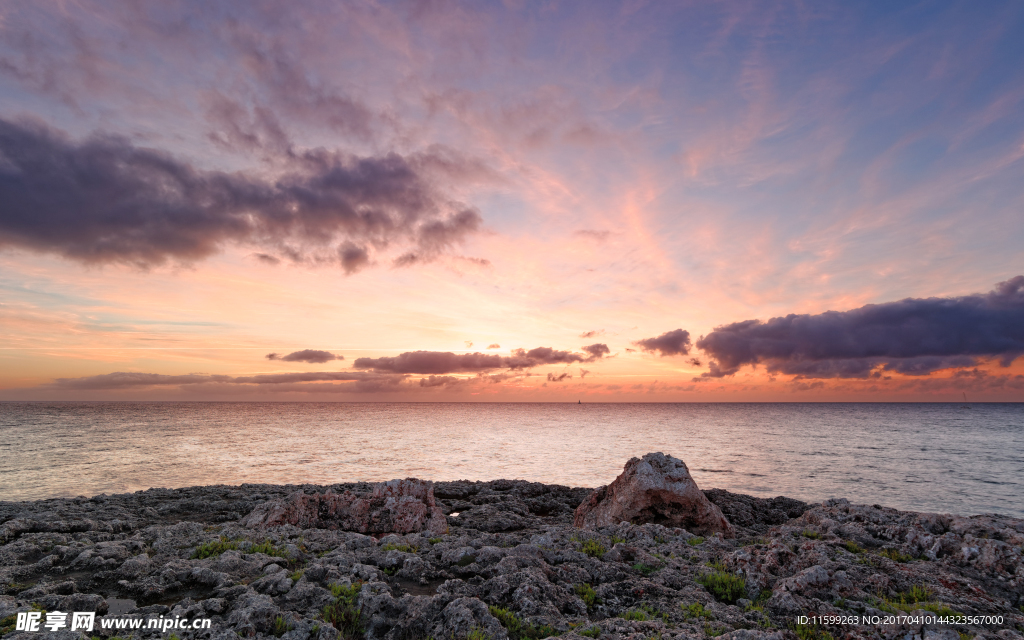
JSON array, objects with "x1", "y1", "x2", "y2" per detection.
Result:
[{"x1": 0, "y1": 402, "x2": 1021, "y2": 517}]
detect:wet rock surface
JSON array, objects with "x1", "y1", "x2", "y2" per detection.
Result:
[{"x1": 0, "y1": 480, "x2": 1022, "y2": 640}]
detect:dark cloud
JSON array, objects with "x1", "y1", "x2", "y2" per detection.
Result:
[
  {"x1": 506, "y1": 347, "x2": 586, "y2": 368},
  {"x1": 354, "y1": 345, "x2": 603, "y2": 374},
  {"x1": 419, "y1": 375, "x2": 461, "y2": 387},
  {"x1": 579, "y1": 330, "x2": 604, "y2": 338},
  {"x1": 582, "y1": 343, "x2": 610, "y2": 359},
  {"x1": 579, "y1": 369, "x2": 590, "y2": 378},
  {"x1": 266, "y1": 349, "x2": 342, "y2": 364},
  {"x1": 634, "y1": 329, "x2": 692, "y2": 356},
  {"x1": 0, "y1": 117, "x2": 484, "y2": 268},
  {"x1": 338, "y1": 242, "x2": 370, "y2": 274},
  {"x1": 51, "y1": 370, "x2": 394, "y2": 390},
  {"x1": 546, "y1": 372, "x2": 571, "y2": 382},
  {"x1": 353, "y1": 351, "x2": 504, "y2": 374},
  {"x1": 696, "y1": 277, "x2": 1024, "y2": 379}
]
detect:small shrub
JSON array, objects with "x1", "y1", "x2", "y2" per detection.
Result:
[
  {"x1": 272, "y1": 616, "x2": 292, "y2": 637},
  {"x1": 323, "y1": 582, "x2": 363, "y2": 640},
  {"x1": 249, "y1": 539, "x2": 290, "y2": 558},
  {"x1": 610, "y1": 535, "x2": 626, "y2": 544},
  {"x1": 793, "y1": 623, "x2": 834, "y2": 640},
  {"x1": 429, "y1": 537, "x2": 443, "y2": 544},
  {"x1": 801, "y1": 530, "x2": 821, "y2": 540},
  {"x1": 581, "y1": 539, "x2": 607, "y2": 559},
  {"x1": 687, "y1": 537, "x2": 705, "y2": 546},
  {"x1": 192, "y1": 537, "x2": 240, "y2": 559},
  {"x1": 574, "y1": 583, "x2": 599, "y2": 609},
  {"x1": 488, "y1": 606, "x2": 560, "y2": 640},
  {"x1": 681, "y1": 602, "x2": 712, "y2": 621},
  {"x1": 698, "y1": 571, "x2": 746, "y2": 605},
  {"x1": 579, "y1": 626, "x2": 600, "y2": 638},
  {"x1": 618, "y1": 609, "x2": 648, "y2": 621},
  {"x1": 843, "y1": 541, "x2": 863, "y2": 554},
  {"x1": 289, "y1": 569, "x2": 305, "y2": 582},
  {"x1": 632, "y1": 562, "x2": 658, "y2": 576},
  {"x1": 879, "y1": 548, "x2": 914, "y2": 563},
  {"x1": 704, "y1": 625, "x2": 728, "y2": 637},
  {"x1": 1, "y1": 615, "x2": 17, "y2": 636},
  {"x1": 466, "y1": 627, "x2": 491, "y2": 640},
  {"x1": 381, "y1": 543, "x2": 418, "y2": 553}
]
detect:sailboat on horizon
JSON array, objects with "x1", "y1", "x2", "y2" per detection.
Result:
[{"x1": 959, "y1": 392, "x2": 970, "y2": 409}]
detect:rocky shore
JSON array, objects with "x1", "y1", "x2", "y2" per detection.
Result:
[{"x1": 1, "y1": 453, "x2": 1022, "y2": 640}]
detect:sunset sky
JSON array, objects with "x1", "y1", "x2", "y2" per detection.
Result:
[{"x1": 1, "y1": 0, "x2": 1023, "y2": 401}]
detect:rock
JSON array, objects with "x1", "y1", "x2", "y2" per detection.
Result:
[
  {"x1": 573, "y1": 452, "x2": 735, "y2": 537},
  {"x1": 241, "y1": 478, "x2": 448, "y2": 535}
]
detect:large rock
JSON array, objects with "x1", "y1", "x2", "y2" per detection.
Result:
[
  {"x1": 573, "y1": 452, "x2": 734, "y2": 537},
  {"x1": 241, "y1": 478, "x2": 448, "y2": 535}
]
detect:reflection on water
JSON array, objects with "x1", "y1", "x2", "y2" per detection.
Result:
[{"x1": 0, "y1": 402, "x2": 1021, "y2": 517}]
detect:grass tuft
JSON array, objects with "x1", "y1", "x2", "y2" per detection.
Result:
[
  {"x1": 381, "y1": 542, "x2": 418, "y2": 553},
  {"x1": 681, "y1": 602, "x2": 712, "y2": 621},
  {"x1": 580, "y1": 539, "x2": 607, "y2": 559},
  {"x1": 323, "y1": 582, "x2": 364, "y2": 640},
  {"x1": 487, "y1": 606, "x2": 560, "y2": 640},
  {"x1": 793, "y1": 623, "x2": 834, "y2": 640},
  {"x1": 843, "y1": 541, "x2": 864, "y2": 554},
  {"x1": 879, "y1": 548, "x2": 914, "y2": 563},
  {"x1": 698, "y1": 570, "x2": 746, "y2": 605},
  {"x1": 272, "y1": 615, "x2": 292, "y2": 637},
  {"x1": 687, "y1": 537, "x2": 705, "y2": 546},
  {"x1": 574, "y1": 583, "x2": 599, "y2": 609},
  {"x1": 192, "y1": 536, "x2": 240, "y2": 559},
  {"x1": 801, "y1": 530, "x2": 821, "y2": 540}
]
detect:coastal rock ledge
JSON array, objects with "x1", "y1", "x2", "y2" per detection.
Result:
[
  {"x1": 1, "y1": 455, "x2": 1023, "y2": 640},
  {"x1": 575, "y1": 452, "x2": 735, "y2": 538},
  {"x1": 241, "y1": 478, "x2": 448, "y2": 535}
]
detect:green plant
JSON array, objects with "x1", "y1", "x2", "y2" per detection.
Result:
[
  {"x1": 487, "y1": 606, "x2": 560, "y2": 640},
  {"x1": 704, "y1": 625, "x2": 728, "y2": 637},
  {"x1": 618, "y1": 609, "x2": 649, "y2": 621},
  {"x1": 698, "y1": 570, "x2": 746, "y2": 605},
  {"x1": 793, "y1": 623, "x2": 834, "y2": 640},
  {"x1": 249, "y1": 539, "x2": 290, "y2": 558},
  {"x1": 579, "y1": 626, "x2": 600, "y2": 638},
  {"x1": 581, "y1": 539, "x2": 607, "y2": 559},
  {"x1": 466, "y1": 627, "x2": 491, "y2": 640},
  {"x1": 843, "y1": 541, "x2": 864, "y2": 554},
  {"x1": 687, "y1": 537, "x2": 705, "y2": 546},
  {"x1": 382, "y1": 566, "x2": 398, "y2": 575},
  {"x1": 289, "y1": 569, "x2": 305, "y2": 581},
  {"x1": 273, "y1": 616, "x2": 292, "y2": 637},
  {"x1": 632, "y1": 562, "x2": 659, "y2": 576},
  {"x1": 192, "y1": 536, "x2": 240, "y2": 559},
  {"x1": 323, "y1": 582, "x2": 364, "y2": 640},
  {"x1": 574, "y1": 583, "x2": 599, "y2": 609},
  {"x1": 429, "y1": 537, "x2": 443, "y2": 544},
  {"x1": 879, "y1": 548, "x2": 914, "y2": 563},
  {"x1": 381, "y1": 543, "x2": 418, "y2": 553},
  {"x1": 610, "y1": 535, "x2": 626, "y2": 544},
  {"x1": 801, "y1": 530, "x2": 821, "y2": 540},
  {"x1": 681, "y1": 602, "x2": 712, "y2": 621},
  {"x1": 1, "y1": 615, "x2": 16, "y2": 637}
]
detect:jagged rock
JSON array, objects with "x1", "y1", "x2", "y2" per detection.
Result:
[
  {"x1": 574, "y1": 452, "x2": 735, "y2": 537},
  {"x1": 241, "y1": 478, "x2": 447, "y2": 534}
]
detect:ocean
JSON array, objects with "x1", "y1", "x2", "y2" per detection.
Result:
[{"x1": 0, "y1": 402, "x2": 1021, "y2": 517}]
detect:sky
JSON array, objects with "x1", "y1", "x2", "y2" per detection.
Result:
[{"x1": 1, "y1": 0, "x2": 1023, "y2": 402}]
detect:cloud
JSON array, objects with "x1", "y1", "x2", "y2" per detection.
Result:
[
  {"x1": 464, "y1": 341, "x2": 473, "y2": 348},
  {"x1": 0, "y1": 117, "x2": 484, "y2": 268},
  {"x1": 353, "y1": 351, "x2": 504, "y2": 374},
  {"x1": 354, "y1": 345, "x2": 601, "y2": 374},
  {"x1": 546, "y1": 372, "x2": 571, "y2": 382},
  {"x1": 579, "y1": 329, "x2": 604, "y2": 338},
  {"x1": 634, "y1": 329, "x2": 692, "y2": 356},
  {"x1": 574, "y1": 230, "x2": 611, "y2": 242},
  {"x1": 581, "y1": 343, "x2": 610, "y2": 359},
  {"x1": 265, "y1": 349, "x2": 342, "y2": 363},
  {"x1": 506, "y1": 347, "x2": 587, "y2": 368},
  {"x1": 419, "y1": 375, "x2": 461, "y2": 387},
  {"x1": 51, "y1": 370, "x2": 395, "y2": 390},
  {"x1": 697, "y1": 276, "x2": 1024, "y2": 378},
  {"x1": 487, "y1": 343, "x2": 501, "y2": 349}
]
